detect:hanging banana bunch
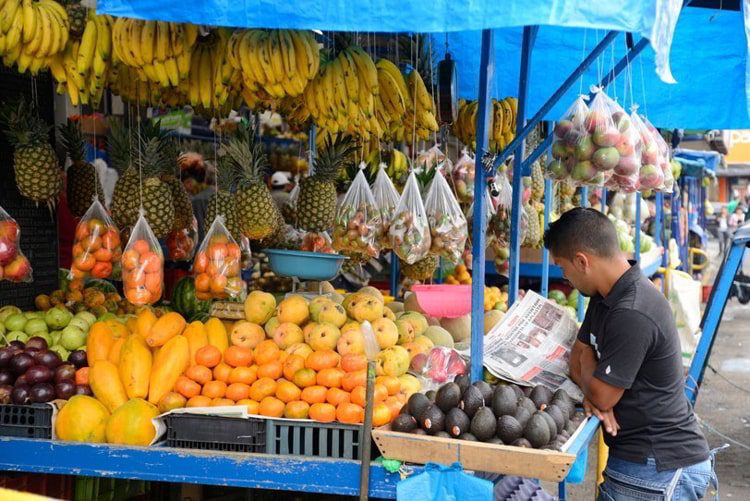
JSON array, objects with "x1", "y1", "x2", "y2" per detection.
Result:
[
  {"x1": 375, "y1": 58, "x2": 411, "y2": 143},
  {"x1": 402, "y1": 69, "x2": 439, "y2": 142},
  {"x1": 0, "y1": 0, "x2": 70, "y2": 74},
  {"x1": 453, "y1": 97, "x2": 518, "y2": 152}
]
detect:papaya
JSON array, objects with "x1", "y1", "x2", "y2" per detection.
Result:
[
  {"x1": 136, "y1": 308, "x2": 158, "y2": 339},
  {"x1": 89, "y1": 360, "x2": 128, "y2": 412},
  {"x1": 105, "y1": 319, "x2": 129, "y2": 339},
  {"x1": 205, "y1": 317, "x2": 229, "y2": 353},
  {"x1": 145, "y1": 312, "x2": 187, "y2": 347},
  {"x1": 108, "y1": 337, "x2": 126, "y2": 365},
  {"x1": 56, "y1": 395, "x2": 110, "y2": 443},
  {"x1": 125, "y1": 316, "x2": 139, "y2": 334},
  {"x1": 119, "y1": 335, "x2": 152, "y2": 399},
  {"x1": 87, "y1": 322, "x2": 114, "y2": 366},
  {"x1": 105, "y1": 398, "x2": 159, "y2": 446},
  {"x1": 183, "y1": 321, "x2": 208, "y2": 366},
  {"x1": 148, "y1": 335, "x2": 189, "y2": 405}
]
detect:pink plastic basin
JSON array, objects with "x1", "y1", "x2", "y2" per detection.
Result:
[{"x1": 411, "y1": 284, "x2": 472, "y2": 318}]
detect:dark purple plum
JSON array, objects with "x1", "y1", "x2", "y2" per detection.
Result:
[
  {"x1": 0, "y1": 368, "x2": 13, "y2": 386},
  {"x1": 0, "y1": 347, "x2": 13, "y2": 368},
  {"x1": 11, "y1": 384, "x2": 30, "y2": 404},
  {"x1": 54, "y1": 364, "x2": 76, "y2": 384},
  {"x1": 54, "y1": 381, "x2": 75, "y2": 400},
  {"x1": 25, "y1": 365, "x2": 52, "y2": 384},
  {"x1": 8, "y1": 341, "x2": 25, "y2": 350},
  {"x1": 35, "y1": 350, "x2": 61, "y2": 369},
  {"x1": 9, "y1": 353, "x2": 33, "y2": 375},
  {"x1": 73, "y1": 384, "x2": 93, "y2": 396},
  {"x1": 67, "y1": 350, "x2": 87, "y2": 369},
  {"x1": 30, "y1": 383, "x2": 55, "y2": 403},
  {"x1": 25, "y1": 337, "x2": 48, "y2": 351}
]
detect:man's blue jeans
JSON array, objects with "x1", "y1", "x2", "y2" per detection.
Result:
[{"x1": 597, "y1": 453, "x2": 720, "y2": 500}]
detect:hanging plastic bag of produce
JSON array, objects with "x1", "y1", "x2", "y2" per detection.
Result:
[
  {"x1": 300, "y1": 231, "x2": 335, "y2": 253},
  {"x1": 69, "y1": 199, "x2": 121, "y2": 282},
  {"x1": 571, "y1": 89, "x2": 621, "y2": 186},
  {"x1": 424, "y1": 170, "x2": 468, "y2": 263},
  {"x1": 451, "y1": 149, "x2": 476, "y2": 203},
  {"x1": 166, "y1": 217, "x2": 197, "y2": 262},
  {"x1": 415, "y1": 144, "x2": 452, "y2": 174},
  {"x1": 372, "y1": 164, "x2": 400, "y2": 251},
  {"x1": 630, "y1": 110, "x2": 665, "y2": 192},
  {"x1": 547, "y1": 95, "x2": 590, "y2": 180},
  {"x1": 598, "y1": 101, "x2": 642, "y2": 192},
  {"x1": 642, "y1": 115, "x2": 674, "y2": 193},
  {"x1": 122, "y1": 213, "x2": 164, "y2": 306},
  {"x1": 0, "y1": 205, "x2": 32, "y2": 283},
  {"x1": 332, "y1": 165, "x2": 381, "y2": 259},
  {"x1": 389, "y1": 171, "x2": 431, "y2": 264},
  {"x1": 488, "y1": 172, "x2": 526, "y2": 275},
  {"x1": 194, "y1": 216, "x2": 245, "y2": 301}
]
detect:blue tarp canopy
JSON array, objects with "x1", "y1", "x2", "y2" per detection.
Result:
[{"x1": 674, "y1": 148, "x2": 721, "y2": 173}]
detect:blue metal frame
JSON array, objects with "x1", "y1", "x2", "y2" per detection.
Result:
[
  {"x1": 635, "y1": 192, "x2": 642, "y2": 263},
  {"x1": 541, "y1": 177, "x2": 553, "y2": 298}
]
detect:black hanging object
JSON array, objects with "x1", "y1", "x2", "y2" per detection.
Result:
[{"x1": 437, "y1": 53, "x2": 458, "y2": 125}]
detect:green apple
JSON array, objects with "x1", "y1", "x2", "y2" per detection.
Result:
[
  {"x1": 4, "y1": 313, "x2": 27, "y2": 332},
  {"x1": 50, "y1": 330, "x2": 63, "y2": 346},
  {"x1": 0, "y1": 323, "x2": 5, "y2": 338},
  {"x1": 74, "y1": 311, "x2": 97, "y2": 329},
  {"x1": 49, "y1": 345, "x2": 70, "y2": 361},
  {"x1": 6, "y1": 331, "x2": 29, "y2": 343},
  {"x1": 24, "y1": 318, "x2": 48, "y2": 336},
  {"x1": 60, "y1": 325, "x2": 87, "y2": 351},
  {"x1": 29, "y1": 331, "x2": 52, "y2": 347},
  {"x1": 0, "y1": 306, "x2": 21, "y2": 324},
  {"x1": 67, "y1": 318, "x2": 89, "y2": 332},
  {"x1": 97, "y1": 312, "x2": 117, "y2": 322},
  {"x1": 24, "y1": 311, "x2": 44, "y2": 320},
  {"x1": 45, "y1": 307, "x2": 73, "y2": 330}
]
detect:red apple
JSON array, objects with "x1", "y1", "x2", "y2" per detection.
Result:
[
  {"x1": 0, "y1": 238, "x2": 16, "y2": 266},
  {"x1": 0, "y1": 220, "x2": 18, "y2": 244},
  {"x1": 4, "y1": 255, "x2": 30, "y2": 282}
]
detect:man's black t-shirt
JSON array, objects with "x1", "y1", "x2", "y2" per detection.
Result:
[{"x1": 577, "y1": 262, "x2": 709, "y2": 471}]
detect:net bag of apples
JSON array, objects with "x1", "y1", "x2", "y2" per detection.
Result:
[
  {"x1": 546, "y1": 95, "x2": 589, "y2": 181},
  {"x1": 371, "y1": 164, "x2": 400, "y2": 251},
  {"x1": 425, "y1": 169, "x2": 468, "y2": 263},
  {"x1": 69, "y1": 199, "x2": 122, "y2": 282},
  {"x1": 0, "y1": 205, "x2": 32, "y2": 283},
  {"x1": 389, "y1": 171, "x2": 431, "y2": 264},
  {"x1": 193, "y1": 215, "x2": 245, "y2": 300},
  {"x1": 122, "y1": 213, "x2": 164, "y2": 305},
  {"x1": 333, "y1": 165, "x2": 381, "y2": 259}
]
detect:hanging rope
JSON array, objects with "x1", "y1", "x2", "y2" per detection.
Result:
[
  {"x1": 410, "y1": 34, "x2": 418, "y2": 164},
  {"x1": 579, "y1": 30, "x2": 588, "y2": 96},
  {"x1": 639, "y1": 51, "x2": 648, "y2": 116},
  {"x1": 137, "y1": 96, "x2": 143, "y2": 211}
]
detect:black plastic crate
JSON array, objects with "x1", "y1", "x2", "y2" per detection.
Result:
[
  {"x1": 265, "y1": 420, "x2": 366, "y2": 460},
  {"x1": 164, "y1": 414, "x2": 266, "y2": 453},
  {"x1": 0, "y1": 404, "x2": 53, "y2": 439}
]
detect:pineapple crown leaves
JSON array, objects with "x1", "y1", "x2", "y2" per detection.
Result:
[
  {"x1": 58, "y1": 121, "x2": 86, "y2": 163},
  {"x1": 0, "y1": 98, "x2": 51, "y2": 148},
  {"x1": 224, "y1": 122, "x2": 270, "y2": 188},
  {"x1": 215, "y1": 161, "x2": 236, "y2": 192},
  {"x1": 107, "y1": 117, "x2": 133, "y2": 174},
  {"x1": 312, "y1": 134, "x2": 356, "y2": 182}
]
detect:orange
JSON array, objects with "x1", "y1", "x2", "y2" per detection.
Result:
[
  {"x1": 195, "y1": 273, "x2": 211, "y2": 293},
  {"x1": 292, "y1": 368, "x2": 317, "y2": 388},
  {"x1": 301, "y1": 385, "x2": 327, "y2": 405},
  {"x1": 258, "y1": 396, "x2": 285, "y2": 417},
  {"x1": 254, "y1": 340, "x2": 280, "y2": 365},
  {"x1": 93, "y1": 248, "x2": 113, "y2": 262},
  {"x1": 194, "y1": 252, "x2": 208, "y2": 274},
  {"x1": 186, "y1": 395, "x2": 212, "y2": 407},
  {"x1": 91, "y1": 262, "x2": 113, "y2": 279},
  {"x1": 140, "y1": 252, "x2": 161, "y2": 273},
  {"x1": 226, "y1": 383, "x2": 251, "y2": 401},
  {"x1": 278, "y1": 351, "x2": 289, "y2": 363},
  {"x1": 144, "y1": 272, "x2": 161, "y2": 293},
  {"x1": 249, "y1": 377, "x2": 277, "y2": 402},
  {"x1": 336, "y1": 402, "x2": 364, "y2": 424},
  {"x1": 75, "y1": 367, "x2": 89, "y2": 385},
  {"x1": 122, "y1": 249, "x2": 139, "y2": 271},
  {"x1": 228, "y1": 366, "x2": 257, "y2": 385},
  {"x1": 372, "y1": 402, "x2": 392, "y2": 427},
  {"x1": 284, "y1": 400, "x2": 310, "y2": 419},
  {"x1": 326, "y1": 387, "x2": 351, "y2": 406},
  {"x1": 208, "y1": 243, "x2": 227, "y2": 261},
  {"x1": 384, "y1": 396, "x2": 405, "y2": 420},
  {"x1": 340, "y1": 353, "x2": 367, "y2": 373},
  {"x1": 210, "y1": 275, "x2": 228, "y2": 295},
  {"x1": 282, "y1": 354, "x2": 305, "y2": 381},
  {"x1": 202, "y1": 380, "x2": 227, "y2": 399},
  {"x1": 275, "y1": 380, "x2": 302, "y2": 403},
  {"x1": 185, "y1": 365, "x2": 213, "y2": 385},
  {"x1": 224, "y1": 346, "x2": 254, "y2": 367},
  {"x1": 350, "y1": 386, "x2": 367, "y2": 407},
  {"x1": 342, "y1": 370, "x2": 367, "y2": 392},
  {"x1": 309, "y1": 403, "x2": 336, "y2": 423},
  {"x1": 83, "y1": 235, "x2": 102, "y2": 252},
  {"x1": 195, "y1": 345, "x2": 222, "y2": 368},
  {"x1": 350, "y1": 384, "x2": 386, "y2": 407},
  {"x1": 374, "y1": 383, "x2": 388, "y2": 403},
  {"x1": 237, "y1": 398, "x2": 259, "y2": 415},
  {"x1": 211, "y1": 398, "x2": 236, "y2": 407},
  {"x1": 213, "y1": 362, "x2": 233, "y2": 382},
  {"x1": 317, "y1": 367, "x2": 345, "y2": 388},
  {"x1": 125, "y1": 287, "x2": 151, "y2": 305},
  {"x1": 73, "y1": 254, "x2": 96, "y2": 272},
  {"x1": 376, "y1": 376, "x2": 401, "y2": 396},
  {"x1": 102, "y1": 229, "x2": 120, "y2": 250},
  {"x1": 175, "y1": 376, "x2": 201, "y2": 398},
  {"x1": 305, "y1": 350, "x2": 340, "y2": 371},
  {"x1": 257, "y1": 360, "x2": 283, "y2": 380},
  {"x1": 74, "y1": 224, "x2": 90, "y2": 240},
  {"x1": 226, "y1": 243, "x2": 241, "y2": 259},
  {"x1": 133, "y1": 239, "x2": 149, "y2": 255}
]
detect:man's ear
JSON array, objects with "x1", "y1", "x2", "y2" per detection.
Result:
[{"x1": 573, "y1": 251, "x2": 589, "y2": 272}]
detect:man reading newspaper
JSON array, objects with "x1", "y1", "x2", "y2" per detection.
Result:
[{"x1": 544, "y1": 208, "x2": 718, "y2": 500}]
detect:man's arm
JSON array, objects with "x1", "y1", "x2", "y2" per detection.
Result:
[{"x1": 576, "y1": 347, "x2": 625, "y2": 412}]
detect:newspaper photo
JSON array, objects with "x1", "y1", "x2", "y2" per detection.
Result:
[{"x1": 483, "y1": 290, "x2": 583, "y2": 401}]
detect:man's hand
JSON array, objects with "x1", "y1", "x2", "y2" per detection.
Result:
[{"x1": 583, "y1": 397, "x2": 620, "y2": 437}]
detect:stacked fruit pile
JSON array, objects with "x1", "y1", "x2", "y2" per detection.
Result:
[
  {"x1": 392, "y1": 376, "x2": 580, "y2": 451},
  {"x1": 443, "y1": 264, "x2": 471, "y2": 285}
]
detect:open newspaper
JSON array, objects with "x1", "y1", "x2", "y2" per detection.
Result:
[{"x1": 484, "y1": 290, "x2": 583, "y2": 401}]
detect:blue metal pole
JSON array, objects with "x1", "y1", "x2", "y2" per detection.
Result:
[
  {"x1": 469, "y1": 28, "x2": 494, "y2": 383},
  {"x1": 390, "y1": 252, "x2": 399, "y2": 298},
  {"x1": 577, "y1": 187, "x2": 588, "y2": 321},
  {"x1": 654, "y1": 192, "x2": 663, "y2": 250},
  {"x1": 541, "y1": 178, "x2": 552, "y2": 298},
  {"x1": 662, "y1": 193, "x2": 670, "y2": 268},
  {"x1": 635, "y1": 192, "x2": 642, "y2": 263},
  {"x1": 308, "y1": 124, "x2": 317, "y2": 175},
  {"x1": 508, "y1": 25, "x2": 538, "y2": 306},
  {"x1": 600, "y1": 188, "x2": 608, "y2": 212}
]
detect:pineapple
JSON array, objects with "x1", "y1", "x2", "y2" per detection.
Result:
[
  {"x1": 225, "y1": 123, "x2": 280, "y2": 241},
  {"x1": 522, "y1": 199, "x2": 541, "y2": 248},
  {"x1": 109, "y1": 118, "x2": 140, "y2": 228},
  {"x1": 205, "y1": 161, "x2": 241, "y2": 241},
  {"x1": 63, "y1": 1, "x2": 88, "y2": 40},
  {"x1": 160, "y1": 141, "x2": 193, "y2": 231},
  {"x1": 137, "y1": 135, "x2": 175, "y2": 239},
  {"x1": 58, "y1": 121, "x2": 104, "y2": 217},
  {"x1": 298, "y1": 135, "x2": 356, "y2": 232},
  {"x1": 531, "y1": 160, "x2": 544, "y2": 202},
  {"x1": 401, "y1": 256, "x2": 438, "y2": 281},
  {"x1": 1, "y1": 99, "x2": 63, "y2": 207}
]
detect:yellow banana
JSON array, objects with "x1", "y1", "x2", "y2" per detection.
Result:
[
  {"x1": 66, "y1": 75, "x2": 80, "y2": 105},
  {"x1": 267, "y1": 30, "x2": 285, "y2": 84},
  {"x1": 154, "y1": 21, "x2": 168, "y2": 62},
  {"x1": 22, "y1": 3, "x2": 42, "y2": 56},
  {"x1": 38, "y1": 0, "x2": 66, "y2": 28},
  {"x1": 198, "y1": 45, "x2": 212, "y2": 108},
  {"x1": 164, "y1": 56, "x2": 179, "y2": 86},
  {"x1": 408, "y1": 70, "x2": 433, "y2": 112},
  {"x1": 20, "y1": 0, "x2": 33, "y2": 44},
  {"x1": 303, "y1": 31, "x2": 319, "y2": 77},
  {"x1": 226, "y1": 29, "x2": 242, "y2": 70},
  {"x1": 128, "y1": 19, "x2": 144, "y2": 66},
  {"x1": 378, "y1": 68, "x2": 405, "y2": 116},
  {"x1": 176, "y1": 49, "x2": 190, "y2": 79},
  {"x1": 76, "y1": 17, "x2": 97, "y2": 75},
  {"x1": 139, "y1": 20, "x2": 155, "y2": 64},
  {"x1": 289, "y1": 30, "x2": 311, "y2": 80},
  {"x1": 244, "y1": 30, "x2": 267, "y2": 87},
  {"x1": 330, "y1": 57, "x2": 347, "y2": 110},
  {"x1": 256, "y1": 31, "x2": 276, "y2": 84},
  {"x1": 0, "y1": 0, "x2": 21, "y2": 34},
  {"x1": 35, "y1": 4, "x2": 53, "y2": 58},
  {"x1": 279, "y1": 29, "x2": 296, "y2": 81},
  {"x1": 349, "y1": 46, "x2": 378, "y2": 95},
  {"x1": 95, "y1": 15, "x2": 110, "y2": 59},
  {"x1": 5, "y1": 6, "x2": 22, "y2": 53},
  {"x1": 377, "y1": 59, "x2": 411, "y2": 110},
  {"x1": 40, "y1": 2, "x2": 60, "y2": 56},
  {"x1": 183, "y1": 23, "x2": 198, "y2": 49}
]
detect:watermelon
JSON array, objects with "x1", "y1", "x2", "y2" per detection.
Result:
[{"x1": 171, "y1": 277, "x2": 211, "y2": 321}]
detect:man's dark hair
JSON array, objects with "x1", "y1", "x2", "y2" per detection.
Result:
[{"x1": 543, "y1": 207, "x2": 619, "y2": 260}]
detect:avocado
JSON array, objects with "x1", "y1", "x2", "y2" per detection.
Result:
[
  {"x1": 408, "y1": 393, "x2": 432, "y2": 422},
  {"x1": 565, "y1": 420, "x2": 578, "y2": 435},
  {"x1": 510, "y1": 384, "x2": 525, "y2": 400},
  {"x1": 454, "y1": 374, "x2": 470, "y2": 393},
  {"x1": 459, "y1": 432, "x2": 477, "y2": 441},
  {"x1": 513, "y1": 407, "x2": 532, "y2": 427},
  {"x1": 517, "y1": 396, "x2": 537, "y2": 415},
  {"x1": 412, "y1": 428, "x2": 427, "y2": 435},
  {"x1": 545, "y1": 404, "x2": 567, "y2": 434},
  {"x1": 538, "y1": 410, "x2": 559, "y2": 439},
  {"x1": 425, "y1": 390, "x2": 437, "y2": 402},
  {"x1": 470, "y1": 407, "x2": 497, "y2": 441},
  {"x1": 486, "y1": 437, "x2": 504, "y2": 445},
  {"x1": 529, "y1": 385, "x2": 553, "y2": 409},
  {"x1": 391, "y1": 413, "x2": 418, "y2": 433},
  {"x1": 446, "y1": 407, "x2": 471, "y2": 437},
  {"x1": 491, "y1": 385, "x2": 518, "y2": 417},
  {"x1": 435, "y1": 431, "x2": 451, "y2": 439},
  {"x1": 496, "y1": 415, "x2": 523, "y2": 444},
  {"x1": 522, "y1": 386, "x2": 533, "y2": 397},
  {"x1": 551, "y1": 397, "x2": 575, "y2": 420},
  {"x1": 435, "y1": 383, "x2": 462, "y2": 412},
  {"x1": 459, "y1": 385, "x2": 485, "y2": 418},
  {"x1": 553, "y1": 388, "x2": 572, "y2": 404},
  {"x1": 472, "y1": 380, "x2": 493, "y2": 403},
  {"x1": 511, "y1": 437, "x2": 532, "y2": 448},
  {"x1": 523, "y1": 413, "x2": 551, "y2": 448},
  {"x1": 422, "y1": 404, "x2": 446, "y2": 435}
]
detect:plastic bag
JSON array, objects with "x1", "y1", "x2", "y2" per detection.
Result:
[
  {"x1": 0, "y1": 205, "x2": 32, "y2": 283},
  {"x1": 601, "y1": 104, "x2": 642, "y2": 192},
  {"x1": 300, "y1": 231, "x2": 335, "y2": 253},
  {"x1": 396, "y1": 462, "x2": 493, "y2": 501},
  {"x1": 194, "y1": 216, "x2": 245, "y2": 300},
  {"x1": 415, "y1": 145, "x2": 451, "y2": 174},
  {"x1": 332, "y1": 166, "x2": 381, "y2": 258},
  {"x1": 451, "y1": 149, "x2": 475, "y2": 203},
  {"x1": 372, "y1": 164, "x2": 400, "y2": 251},
  {"x1": 410, "y1": 346, "x2": 468, "y2": 385},
  {"x1": 69, "y1": 199, "x2": 122, "y2": 282},
  {"x1": 643, "y1": 115, "x2": 674, "y2": 193},
  {"x1": 547, "y1": 96, "x2": 589, "y2": 180},
  {"x1": 629, "y1": 111, "x2": 664, "y2": 192},
  {"x1": 166, "y1": 217, "x2": 197, "y2": 262},
  {"x1": 425, "y1": 171, "x2": 467, "y2": 263},
  {"x1": 389, "y1": 171, "x2": 431, "y2": 264},
  {"x1": 122, "y1": 213, "x2": 164, "y2": 305}
]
